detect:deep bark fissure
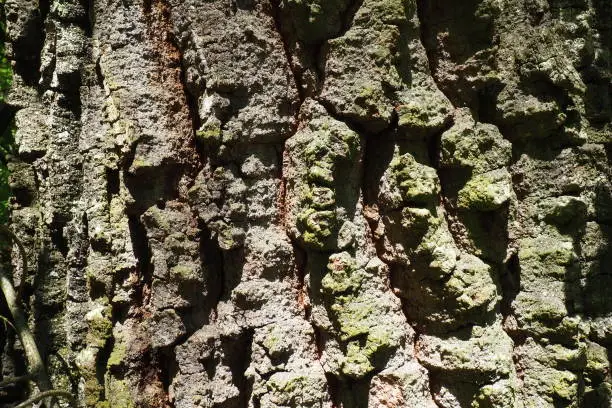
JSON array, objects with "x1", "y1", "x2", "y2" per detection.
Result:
[
  {"x1": 425, "y1": 124, "x2": 489, "y2": 266},
  {"x1": 325, "y1": 373, "x2": 341, "y2": 408},
  {"x1": 8, "y1": 1, "x2": 46, "y2": 87},
  {"x1": 338, "y1": 0, "x2": 364, "y2": 39},
  {"x1": 500, "y1": 252, "x2": 521, "y2": 323},
  {"x1": 94, "y1": 56, "x2": 105, "y2": 90},
  {"x1": 408, "y1": 10, "x2": 478, "y2": 265},
  {"x1": 291, "y1": 241, "x2": 310, "y2": 319},
  {"x1": 413, "y1": 0, "x2": 443, "y2": 99},
  {"x1": 169, "y1": 29, "x2": 203, "y2": 165},
  {"x1": 362, "y1": 137, "x2": 442, "y2": 408},
  {"x1": 412, "y1": 6, "x2": 530, "y2": 405},
  {"x1": 265, "y1": 12, "x2": 344, "y2": 405},
  {"x1": 49, "y1": 222, "x2": 68, "y2": 258},
  {"x1": 127, "y1": 215, "x2": 153, "y2": 309},
  {"x1": 427, "y1": 372, "x2": 444, "y2": 408},
  {"x1": 137, "y1": 348, "x2": 173, "y2": 408},
  {"x1": 198, "y1": 223, "x2": 225, "y2": 325},
  {"x1": 95, "y1": 335, "x2": 114, "y2": 400},
  {"x1": 156, "y1": 346, "x2": 178, "y2": 397},
  {"x1": 231, "y1": 330, "x2": 254, "y2": 408},
  {"x1": 269, "y1": 0, "x2": 305, "y2": 103},
  {"x1": 105, "y1": 167, "x2": 120, "y2": 198}
]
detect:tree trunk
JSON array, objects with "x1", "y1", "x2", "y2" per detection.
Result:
[{"x1": 1, "y1": 0, "x2": 611, "y2": 407}]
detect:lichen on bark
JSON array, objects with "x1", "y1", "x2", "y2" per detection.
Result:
[{"x1": 0, "y1": 0, "x2": 611, "y2": 407}]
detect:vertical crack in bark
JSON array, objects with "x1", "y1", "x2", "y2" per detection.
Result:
[
  {"x1": 427, "y1": 371, "x2": 444, "y2": 408},
  {"x1": 292, "y1": 242, "x2": 310, "y2": 319},
  {"x1": 414, "y1": 329, "x2": 442, "y2": 408},
  {"x1": 268, "y1": 0, "x2": 306, "y2": 238},
  {"x1": 337, "y1": 0, "x2": 364, "y2": 39},
  {"x1": 427, "y1": 128, "x2": 475, "y2": 260},
  {"x1": 269, "y1": 0, "x2": 305, "y2": 103},
  {"x1": 285, "y1": 102, "x2": 396, "y2": 403},
  {"x1": 96, "y1": 335, "x2": 114, "y2": 402},
  {"x1": 277, "y1": 145, "x2": 289, "y2": 228},
  {"x1": 361, "y1": 130, "x2": 399, "y2": 297},
  {"x1": 325, "y1": 373, "x2": 341, "y2": 408},
  {"x1": 105, "y1": 168, "x2": 120, "y2": 200},
  {"x1": 139, "y1": 348, "x2": 173, "y2": 408},
  {"x1": 277, "y1": 142, "x2": 293, "y2": 253},
  {"x1": 94, "y1": 56, "x2": 105, "y2": 91},
  {"x1": 233, "y1": 330, "x2": 254, "y2": 408},
  {"x1": 500, "y1": 252, "x2": 521, "y2": 324},
  {"x1": 49, "y1": 222, "x2": 68, "y2": 257},
  {"x1": 155, "y1": 346, "x2": 178, "y2": 399},
  {"x1": 410, "y1": 329, "x2": 443, "y2": 407},
  {"x1": 168, "y1": 28, "x2": 204, "y2": 167},
  {"x1": 414, "y1": 4, "x2": 526, "y2": 401},
  {"x1": 38, "y1": 0, "x2": 51, "y2": 23},
  {"x1": 198, "y1": 224, "x2": 225, "y2": 324},
  {"x1": 361, "y1": 132, "x2": 442, "y2": 407},
  {"x1": 142, "y1": 0, "x2": 201, "y2": 148},
  {"x1": 134, "y1": 2, "x2": 204, "y2": 404},
  {"x1": 147, "y1": 0, "x2": 228, "y2": 342},
  {"x1": 8, "y1": 0, "x2": 47, "y2": 86},
  {"x1": 414, "y1": 0, "x2": 442, "y2": 99},
  {"x1": 264, "y1": 8, "x2": 339, "y2": 404},
  {"x1": 127, "y1": 215, "x2": 153, "y2": 309}
]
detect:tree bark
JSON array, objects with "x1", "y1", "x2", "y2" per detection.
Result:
[{"x1": 1, "y1": 0, "x2": 611, "y2": 407}]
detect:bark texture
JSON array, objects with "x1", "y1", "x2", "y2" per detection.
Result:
[{"x1": 1, "y1": 0, "x2": 611, "y2": 407}]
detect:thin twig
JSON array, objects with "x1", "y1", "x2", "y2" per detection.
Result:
[
  {"x1": 0, "y1": 373, "x2": 32, "y2": 388},
  {"x1": 13, "y1": 389, "x2": 77, "y2": 408},
  {"x1": 0, "y1": 226, "x2": 52, "y2": 392},
  {"x1": 0, "y1": 226, "x2": 79, "y2": 408},
  {"x1": 0, "y1": 225, "x2": 28, "y2": 292},
  {"x1": 0, "y1": 270, "x2": 52, "y2": 391},
  {"x1": 0, "y1": 312, "x2": 17, "y2": 331}
]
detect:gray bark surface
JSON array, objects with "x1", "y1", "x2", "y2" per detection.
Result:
[{"x1": 1, "y1": 0, "x2": 611, "y2": 407}]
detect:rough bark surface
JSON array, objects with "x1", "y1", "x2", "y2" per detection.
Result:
[{"x1": 1, "y1": 0, "x2": 611, "y2": 407}]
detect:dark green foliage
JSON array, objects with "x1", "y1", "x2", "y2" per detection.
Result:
[
  {"x1": 0, "y1": 0, "x2": 13, "y2": 224},
  {"x1": 0, "y1": 0, "x2": 11, "y2": 99}
]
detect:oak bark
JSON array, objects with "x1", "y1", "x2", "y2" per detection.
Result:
[{"x1": 1, "y1": 0, "x2": 611, "y2": 407}]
